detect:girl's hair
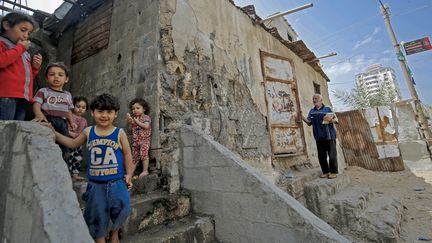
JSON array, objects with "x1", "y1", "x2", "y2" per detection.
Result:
[
  {"x1": 0, "y1": 12, "x2": 35, "y2": 34},
  {"x1": 73, "y1": 96, "x2": 88, "y2": 107},
  {"x1": 45, "y1": 62, "x2": 70, "y2": 77},
  {"x1": 129, "y1": 98, "x2": 150, "y2": 115},
  {"x1": 90, "y1": 93, "x2": 120, "y2": 111}
]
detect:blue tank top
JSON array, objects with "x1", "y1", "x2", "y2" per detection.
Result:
[{"x1": 87, "y1": 126, "x2": 125, "y2": 181}]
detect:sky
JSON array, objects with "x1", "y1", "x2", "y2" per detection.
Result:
[
  {"x1": 3, "y1": 1, "x2": 431, "y2": 110},
  {"x1": 234, "y1": 0, "x2": 432, "y2": 110}
]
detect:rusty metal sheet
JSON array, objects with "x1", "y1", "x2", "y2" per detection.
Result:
[{"x1": 336, "y1": 109, "x2": 404, "y2": 172}]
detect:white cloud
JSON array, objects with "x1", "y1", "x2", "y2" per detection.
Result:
[
  {"x1": 352, "y1": 27, "x2": 380, "y2": 50},
  {"x1": 325, "y1": 62, "x2": 353, "y2": 77}
]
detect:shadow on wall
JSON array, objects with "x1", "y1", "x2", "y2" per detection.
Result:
[{"x1": 0, "y1": 121, "x2": 92, "y2": 243}]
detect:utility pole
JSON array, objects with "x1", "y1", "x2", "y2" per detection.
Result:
[{"x1": 380, "y1": 2, "x2": 432, "y2": 150}]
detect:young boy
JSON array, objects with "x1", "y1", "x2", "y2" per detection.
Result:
[
  {"x1": 33, "y1": 62, "x2": 76, "y2": 162},
  {"x1": 46, "y1": 93, "x2": 133, "y2": 243}
]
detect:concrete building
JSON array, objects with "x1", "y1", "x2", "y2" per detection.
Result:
[
  {"x1": 355, "y1": 64, "x2": 402, "y2": 101},
  {"x1": 263, "y1": 14, "x2": 299, "y2": 42}
]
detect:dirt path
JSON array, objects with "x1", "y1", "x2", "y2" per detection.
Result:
[{"x1": 344, "y1": 166, "x2": 432, "y2": 242}]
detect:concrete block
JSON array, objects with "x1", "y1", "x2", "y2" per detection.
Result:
[
  {"x1": 362, "y1": 194, "x2": 403, "y2": 242},
  {"x1": 189, "y1": 190, "x2": 223, "y2": 216},
  {"x1": 252, "y1": 222, "x2": 298, "y2": 243},
  {"x1": 220, "y1": 192, "x2": 267, "y2": 222},
  {"x1": 179, "y1": 126, "x2": 204, "y2": 147},
  {"x1": 304, "y1": 173, "x2": 351, "y2": 215},
  {"x1": 123, "y1": 192, "x2": 191, "y2": 236},
  {"x1": 399, "y1": 140, "x2": 430, "y2": 161},
  {"x1": 122, "y1": 215, "x2": 215, "y2": 243},
  {"x1": 182, "y1": 167, "x2": 211, "y2": 191},
  {"x1": 322, "y1": 185, "x2": 373, "y2": 229},
  {"x1": 214, "y1": 216, "x2": 253, "y2": 243},
  {"x1": 210, "y1": 167, "x2": 248, "y2": 192},
  {"x1": 12, "y1": 134, "x2": 25, "y2": 153}
]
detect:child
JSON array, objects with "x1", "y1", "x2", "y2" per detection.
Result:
[
  {"x1": 0, "y1": 12, "x2": 42, "y2": 120},
  {"x1": 127, "y1": 98, "x2": 151, "y2": 177},
  {"x1": 33, "y1": 62, "x2": 76, "y2": 162},
  {"x1": 68, "y1": 96, "x2": 88, "y2": 182},
  {"x1": 45, "y1": 93, "x2": 133, "y2": 243}
]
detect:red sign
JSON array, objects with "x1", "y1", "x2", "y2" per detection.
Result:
[{"x1": 403, "y1": 37, "x2": 432, "y2": 55}]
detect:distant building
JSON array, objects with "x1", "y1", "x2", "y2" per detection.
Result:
[{"x1": 355, "y1": 64, "x2": 402, "y2": 101}]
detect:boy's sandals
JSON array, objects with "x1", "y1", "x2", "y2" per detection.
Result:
[
  {"x1": 319, "y1": 173, "x2": 329, "y2": 178},
  {"x1": 328, "y1": 173, "x2": 337, "y2": 179}
]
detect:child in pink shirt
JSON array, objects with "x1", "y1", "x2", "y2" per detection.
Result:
[{"x1": 68, "y1": 96, "x2": 88, "y2": 181}]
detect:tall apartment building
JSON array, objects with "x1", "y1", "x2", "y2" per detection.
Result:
[{"x1": 355, "y1": 64, "x2": 402, "y2": 101}]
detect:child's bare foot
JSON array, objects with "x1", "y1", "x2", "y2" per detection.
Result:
[
  {"x1": 71, "y1": 175, "x2": 86, "y2": 182},
  {"x1": 139, "y1": 170, "x2": 149, "y2": 178}
]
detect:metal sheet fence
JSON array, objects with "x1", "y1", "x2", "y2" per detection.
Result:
[{"x1": 336, "y1": 110, "x2": 404, "y2": 172}]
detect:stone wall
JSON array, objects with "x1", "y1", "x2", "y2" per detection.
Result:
[
  {"x1": 0, "y1": 121, "x2": 92, "y2": 243},
  {"x1": 57, "y1": 0, "x2": 161, "y2": 154},
  {"x1": 393, "y1": 101, "x2": 432, "y2": 169},
  {"x1": 160, "y1": 0, "x2": 346, "y2": 176},
  {"x1": 179, "y1": 125, "x2": 349, "y2": 243}
]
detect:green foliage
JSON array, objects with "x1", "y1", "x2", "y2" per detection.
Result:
[{"x1": 333, "y1": 82, "x2": 398, "y2": 109}]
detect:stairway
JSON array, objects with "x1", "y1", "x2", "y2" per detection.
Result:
[
  {"x1": 279, "y1": 167, "x2": 404, "y2": 242},
  {"x1": 72, "y1": 167, "x2": 217, "y2": 243}
]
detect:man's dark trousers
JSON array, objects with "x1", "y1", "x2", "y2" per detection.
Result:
[{"x1": 316, "y1": 139, "x2": 338, "y2": 174}]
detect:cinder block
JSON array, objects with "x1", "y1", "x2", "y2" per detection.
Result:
[
  {"x1": 182, "y1": 167, "x2": 212, "y2": 191},
  {"x1": 210, "y1": 167, "x2": 248, "y2": 192}
]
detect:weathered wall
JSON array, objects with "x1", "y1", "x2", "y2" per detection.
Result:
[
  {"x1": 160, "y1": 0, "x2": 345, "y2": 176},
  {"x1": 0, "y1": 121, "x2": 92, "y2": 243},
  {"x1": 179, "y1": 125, "x2": 349, "y2": 243},
  {"x1": 57, "y1": 0, "x2": 161, "y2": 154},
  {"x1": 393, "y1": 101, "x2": 431, "y2": 164}
]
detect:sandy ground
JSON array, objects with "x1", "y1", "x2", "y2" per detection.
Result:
[{"x1": 344, "y1": 165, "x2": 432, "y2": 242}]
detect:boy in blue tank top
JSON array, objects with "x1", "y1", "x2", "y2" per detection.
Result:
[{"x1": 46, "y1": 93, "x2": 133, "y2": 243}]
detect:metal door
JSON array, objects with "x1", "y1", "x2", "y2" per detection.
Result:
[{"x1": 260, "y1": 51, "x2": 305, "y2": 155}]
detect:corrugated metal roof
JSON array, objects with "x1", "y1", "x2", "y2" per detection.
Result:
[{"x1": 43, "y1": 0, "x2": 105, "y2": 39}]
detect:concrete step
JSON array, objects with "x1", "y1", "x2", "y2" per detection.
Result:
[
  {"x1": 72, "y1": 173, "x2": 160, "y2": 207},
  {"x1": 122, "y1": 215, "x2": 215, "y2": 243},
  {"x1": 360, "y1": 194, "x2": 403, "y2": 243},
  {"x1": 304, "y1": 173, "x2": 351, "y2": 214},
  {"x1": 308, "y1": 182, "x2": 403, "y2": 243},
  {"x1": 122, "y1": 191, "x2": 191, "y2": 236},
  {"x1": 276, "y1": 167, "x2": 322, "y2": 204},
  {"x1": 320, "y1": 184, "x2": 373, "y2": 230}
]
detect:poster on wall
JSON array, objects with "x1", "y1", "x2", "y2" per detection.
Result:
[
  {"x1": 266, "y1": 81, "x2": 297, "y2": 125},
  {"x1": 271, "y1": 127, "x2": 303, "y2": 154},
  {"x1": 365, "y1": 107, "x2": 399, "y2": 159},
  {"x1": 263, "y1": 56, "x2": 294, "y2": 81}
]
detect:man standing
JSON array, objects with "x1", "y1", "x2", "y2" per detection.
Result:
[{"x1": 302, "y1": 94, "x2": 338, "y2": 179}]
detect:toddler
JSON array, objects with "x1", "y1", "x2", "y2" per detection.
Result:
[
  {"x1": 127, "y1": 98, "x2": 151, "y2": 177},
  {"x1": 68, "y1": 96, "x2": 88, "y2": 181}
]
